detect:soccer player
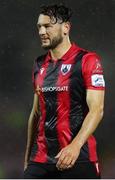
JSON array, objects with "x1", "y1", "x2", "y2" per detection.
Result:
[{"x1": 24, "y1": 4, "x2": 105, "y2": 179}]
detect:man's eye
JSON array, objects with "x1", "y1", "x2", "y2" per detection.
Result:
[{"x1": 45, "y1": 25, "x2": 51, "y2": 28}]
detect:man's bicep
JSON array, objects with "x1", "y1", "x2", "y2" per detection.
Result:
[{"x1": 86, "y1": 89, "x2": 105, "y2": 111}]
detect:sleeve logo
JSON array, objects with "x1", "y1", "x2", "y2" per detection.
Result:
[
  {"x1": 40, "y1": 67, "x2": 45, "y2": 74},
  {"x1": 91, "y1": 74, "x2": 105, "y2": 87}
]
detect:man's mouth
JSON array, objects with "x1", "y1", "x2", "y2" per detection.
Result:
[{"x1": 41, "y1": 37, "x2": 49, "y2": 41}]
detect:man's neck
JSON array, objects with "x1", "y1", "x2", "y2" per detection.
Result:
[{"x1": 50, "y1": 38, "x2": 72, "y2": 60}]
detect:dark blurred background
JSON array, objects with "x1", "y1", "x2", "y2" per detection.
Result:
[{"x1": 0, "y1": 0, "x2": 115, "y2": 178}]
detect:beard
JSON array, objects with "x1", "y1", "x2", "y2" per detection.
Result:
[{"x1": 41, "y1": 33, "x2": 63, "y2": 50}]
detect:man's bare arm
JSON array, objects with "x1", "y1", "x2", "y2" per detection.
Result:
[
  {"x1": 24, "y1": 93, "x2": 40, "y2": 170},
  {"x1": 56, "y1": 89, "x2": 105, "y2": 170}
]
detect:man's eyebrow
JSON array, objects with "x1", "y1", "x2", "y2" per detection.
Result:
[{"x1": 37, "y1": 23, "x2": 51, "y2": 26}]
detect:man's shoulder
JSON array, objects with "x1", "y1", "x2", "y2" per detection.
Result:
[
  {"x1": 84, "y1": 53, "x2": 101, "y2": 63},
  {"x1": 79, "y1": 48, "x2": 101, "y2": 62},
  {"x1": 32, "y1": 53, "x2": 48, "y2": 72}
]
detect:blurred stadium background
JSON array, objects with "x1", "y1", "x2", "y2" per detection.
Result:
[{"x1": 0, "y1": 0, "x2": 115, "y2": 178}]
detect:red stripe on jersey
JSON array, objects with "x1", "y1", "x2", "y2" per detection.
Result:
[
  {"x1": 88, "y1": 135, "x2": 98, "y2": 161},
  {"x1": 33, "y1": 93, "x2": 47, "y2": 162},
  {"x1": 56, "y1": 64, "x2": 74, "y2": 149},
  {"x1": 56, "y1": 91, "x2": 72, "y2": 149},
  {"x1": 33, "y1": 59, "x2": 49, "y2": 162}
]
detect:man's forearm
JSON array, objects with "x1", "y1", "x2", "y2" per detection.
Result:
[{"x1": 25, "y1": 109, "x2": 39, "y2": 162}]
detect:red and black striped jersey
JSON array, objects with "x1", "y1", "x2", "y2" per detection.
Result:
[{"x1": 31, "y1": 43, "x2": 105, "y2": 164}]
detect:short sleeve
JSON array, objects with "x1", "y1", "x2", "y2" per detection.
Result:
[{"x1": 82, "y1": 53, "x2": 105, "y2": 90}]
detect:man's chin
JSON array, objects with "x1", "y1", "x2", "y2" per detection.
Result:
[{"x1": 42, "y1": 44, "x2": 51, "y2": 50}]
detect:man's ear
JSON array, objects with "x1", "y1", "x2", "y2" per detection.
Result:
[{"x1": 63, "y1": 22, "x2": 71, "y2": 35}]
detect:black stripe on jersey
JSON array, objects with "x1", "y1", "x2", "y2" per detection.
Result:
[
  {"x1": 30, "y1": 138, "x2": 38, "y2": 159},
  {"x1": 69, "y1": 50, "x2": 88, "y2": 137},
  {"x1": 43, "y1": 60, "x2": 62, "y2": 163},
  {"x1": 69, "y1": 50, "x2": 89, "y2": 161}
]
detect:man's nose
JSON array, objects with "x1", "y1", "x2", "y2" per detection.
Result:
[{"x1": 39, "y1": 26, "x2": 46, "y2": 35}]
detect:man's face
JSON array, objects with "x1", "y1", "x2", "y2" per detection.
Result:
[{"x1": 37, "y1": 14, "x2": 64, "y2": 50}]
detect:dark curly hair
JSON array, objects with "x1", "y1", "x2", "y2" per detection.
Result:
[{"x1": 40, "y1": 4, "x2": 73, "y2": 24}]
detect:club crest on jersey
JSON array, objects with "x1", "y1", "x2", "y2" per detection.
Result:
[{"x1": 61, "y1": 64, "x2": 72, "y2": 75}]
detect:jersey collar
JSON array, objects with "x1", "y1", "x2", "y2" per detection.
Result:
[{"x1": 45, "y1": 43, "x2": 81, "y2": 62}]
